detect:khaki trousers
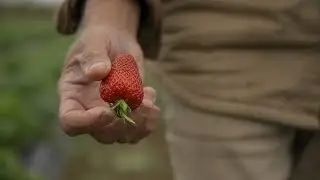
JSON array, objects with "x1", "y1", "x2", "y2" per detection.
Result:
[{"x1": 162, "y1": 90, "x2": 296, "y2": 180}]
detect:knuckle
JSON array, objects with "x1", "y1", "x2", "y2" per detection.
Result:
[
  {"x1": 72, "y1": 49, "x2": 98, "y2": 66},
  {"x1": 60, "y1": 123, "x2": 78, "y2": 137},
  {"x1": 59, "y1": 113, "x2": 80, "y2": 137},
  {"x1": 76, "y1": 48, "x2": 108, "y2": 73},
  {"x1": 75, "y1": 51, "x2": 93, "y2": 67},
  {"x1": 93, "y1": 111, "x2": 114, "y2": 127},
  {"x1": 82, "y1": 49, "x2": 100, "y2": 61},
  {"x1": 58, "y1": 113, "x2": 68, "y2": 125}
]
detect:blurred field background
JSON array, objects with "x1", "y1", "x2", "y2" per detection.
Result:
[{"x1": 0, "y1": 1, "x2": 172, "y2": 180}]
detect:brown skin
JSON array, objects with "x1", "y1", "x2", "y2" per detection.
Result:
[{"x1": 58, "y1": 0, "x2": 160, "y2": 144}]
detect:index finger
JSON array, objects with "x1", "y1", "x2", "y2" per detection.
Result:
[{"x1": 59, "y1": 97, "x2": 114, "y2": 136}]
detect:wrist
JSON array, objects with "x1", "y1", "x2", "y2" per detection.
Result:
[
  {"x1": 81, "y1": 0, "x2": 140, "y2": 37},
  {"x1": 80, "y1": 25, "x2": 140, "y2": 44}
]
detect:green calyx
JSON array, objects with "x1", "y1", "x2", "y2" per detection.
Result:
[{"x1": 111, "y1": 99, "x2": 136, "y2": 125}]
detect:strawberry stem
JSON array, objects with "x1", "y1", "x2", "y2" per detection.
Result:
[{"x1": 111, "y1": 100, "x2": 136, "y2": 125}]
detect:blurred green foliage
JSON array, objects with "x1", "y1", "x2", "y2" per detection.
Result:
[
  {"x1": 0, "y1": 6, "x2": 74, "y2": 180},
  {"x1": 0, "y1": 150, "x2": 42, "y2": 180}
]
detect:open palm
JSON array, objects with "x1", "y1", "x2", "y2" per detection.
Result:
[{"x1": 58, "y1": 27, "x2": 159, "y2": 144}]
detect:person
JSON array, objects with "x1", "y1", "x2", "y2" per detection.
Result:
[{"x1": 55, "y1": 0, "x2": 320, "y2": 180}]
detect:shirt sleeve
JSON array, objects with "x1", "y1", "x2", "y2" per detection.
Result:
[{"x1": 55, "y1": 0, "x2": 163, "y2": 60}]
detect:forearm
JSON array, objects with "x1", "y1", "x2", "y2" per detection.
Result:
[
  {"x1": 56, "y1": 0, "x2": 162, "y2": 59},
  {"x1": 82, "y1": 0, "x2": 140, "y2": 37}
]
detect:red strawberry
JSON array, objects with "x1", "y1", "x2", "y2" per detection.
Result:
[{"x1": 100, "y1": 53, "x2": 144, "y2": 125}]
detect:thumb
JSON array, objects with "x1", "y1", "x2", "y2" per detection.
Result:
[{"x1": 79, "y1": 50, "x2": 112, "y2": 81}]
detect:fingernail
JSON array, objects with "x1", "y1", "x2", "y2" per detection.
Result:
[
  {"x1": 143, "y1": 99, "x2": 153, "y2": 107},
  {"x1": 87, "y1": 62, "x2": 107, "y2": 73}
]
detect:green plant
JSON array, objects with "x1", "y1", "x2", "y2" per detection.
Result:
[{"x1": 0, "y1": 7, "x2": 74, "y2": 180}]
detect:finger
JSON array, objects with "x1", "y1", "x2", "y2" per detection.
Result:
[
  {"x1": 59, "y1": 98, "x2": 114, "y2": 136},
  {"x1": 131, "y1": 99, "x2": 153, "y2": 124},
  {"x1": 129, "y1": 99, "x2": 160, "y2": 144},
  {"x1": 91, "y1": 118, "x2": 129, "y2": 144},
  {"x1": 113, "y1": 118, "x2": 135, "y2": 144},
  {"x1": 144, "y1": 106, "x2": 160, "y2": 133},
  {"x1": 75, "y1": 49, "x2": 111, "y2": 81},
  {"x1": 90, "y1": 121, "x2": 119, "y2": 144},
  {"x1": 143, "y1": 87, "x2": 157, "y2": 103},
  {"x1": 113, "y1": 118, "x2": 129, "y2": 142},
  {"x1": 130, "y1": 109, "x2": 158, "y2": 144},
  {"x1": 130, "y1": 106, "x2": 160, "y2": 144}
]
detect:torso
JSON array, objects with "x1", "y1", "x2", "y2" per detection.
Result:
[{"x1": 153, "y1": 0, "x2": 320, "y2": 128}]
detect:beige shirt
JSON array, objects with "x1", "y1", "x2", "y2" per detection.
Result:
[
  {"x1": 57, "y1": 0, "x2": 320, "y2": 129},
  {"x1": 149, "y1": 0, "x2": 320, "y2": 130}
]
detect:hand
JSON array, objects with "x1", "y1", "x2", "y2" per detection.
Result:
[{"x1": 58, "y1": 26, "x2": 160, "y2": 144}]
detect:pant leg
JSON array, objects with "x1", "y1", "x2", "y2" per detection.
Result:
[{"x1": 162, "y1": 91, "x2": 295, "y2": 180}]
